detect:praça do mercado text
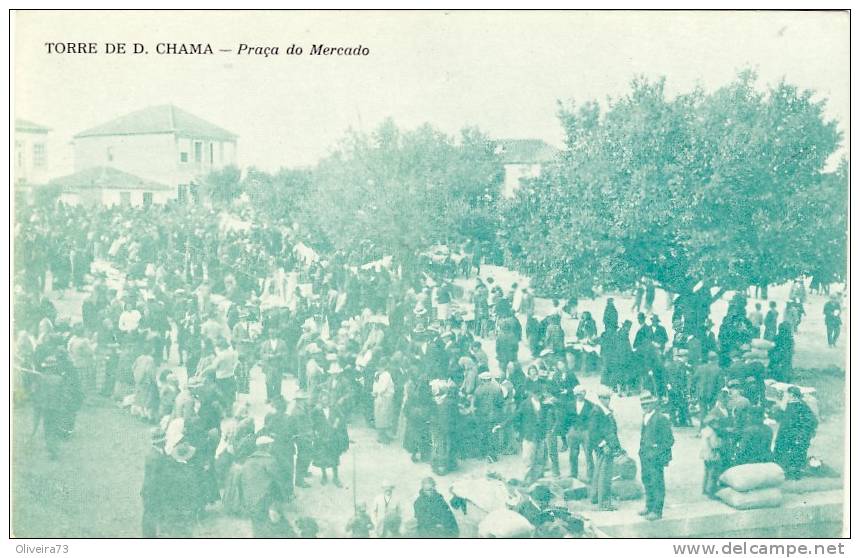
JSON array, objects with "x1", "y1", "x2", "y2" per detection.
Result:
[{"x1": 44, "y1": 42, "x2": 370, "y2": 56}]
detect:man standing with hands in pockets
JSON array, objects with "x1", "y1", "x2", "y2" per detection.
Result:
[{"x1": 638, "y1": 391, "x2": 675, "y2": 520}]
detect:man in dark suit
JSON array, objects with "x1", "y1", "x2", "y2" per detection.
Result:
[
  {"x1": 638, "y1": 392, "x2": 675, "y2": 520},
  {"x1": 560, "y1": 385, "x2": 595, "y2": 480},
  {"x1": 260, "y1": 328, "x2": 287, "y2": 401},
  {"x1": 494, "y1": 382, "x2": 551, "y2": 485},
  {"x1": 140, "y1": 427, "x2": 171, "y2": 537}
]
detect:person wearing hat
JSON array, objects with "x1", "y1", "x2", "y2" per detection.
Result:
[
  {"x1": 773, "y1": 386, "x2": 818, "y2": 480},
  {"x1": 326, "y1": 360, "x2": 353, "y2": 416},
  {"x1": 260, "y1": 327, "x2": 288, "y2": 401},
  {"x1": 560, "y1": 384, "x2": 596, "y2": 480},
  {"x1": 155, "y1": 438, "x2": 199, "y2": 537},
  {"x1": 472, "y1": 281, "x2": 490, "y2": 338},
  {"x1": 261, "y1": 396, "x2": 297, "y2": 503},
  {"x1": 494, "y1": 382, "x2": 551, "y2": 485},
  {"x1": 638, "y1": 391, "x2": 675, "y2": 520},
  {"x1": 473, "y1": 370, "x2": 504, "y2": 462},
  {"x1": 650, "y1": 315, "x2": 669, "y2": 354},
  {"x1": 726, "y1": 379, "x2": 751, "y2": 421},
  {"x1": 402, "y1": 369, "x2": 434, "y2": 464},
  {"x1": 588, "y1": 386, "x2": 621, "y2": 510},
  {"x1": 140, "y1": 427, "x2": 170, "y2": 537},
  {"x1": 371, "y1": 480, "x2": 402, "y2": 537},
  {"x1": 311, "y1": 392, "x2": 349, "y2": 487},
  {"x1": 239, "y1": 435, "x2": 286, "y2": 536},
  {"x1": 413, "y1": 477, "x2": 459, "y2": 538}
]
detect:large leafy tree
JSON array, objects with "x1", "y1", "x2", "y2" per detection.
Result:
[
  {"x1": 200, "y1": 164, "x2": 242, "y2": 204},
  {"x1": 504, "y1": 72, "x2": 844, "y2": 330},
  {"x1": 299, "y1": 119, "x2": 504, "y2": 262},
  {"x1": 244, "y1": 166, "x2": 313, "y2": 222}
]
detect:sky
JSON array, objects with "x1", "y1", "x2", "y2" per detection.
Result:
[{"x1": 13, "y1": 10, "x2": 850, "y2": 177}]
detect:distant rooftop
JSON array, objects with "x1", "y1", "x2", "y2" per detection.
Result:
[
  {"x1": 74, "y1": 104, "x2": 238, "y2": 141},
  {"x1": 50, "y1": 166, "x2": 173, "y2": 191},
  {"x1": 16, "y1": 118, "x2": 51, "y2": 133},
  {"x1": 494, "y1": 139, "x2": 558, "y2": 164}
]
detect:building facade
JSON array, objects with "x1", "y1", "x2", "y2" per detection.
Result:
[
  {"x1": 14, "y1": 118, "x2": 51, "y2": 186},
  {"x1": 71, "y1": 104, "x2": 238, "y2": 203},
  {"x1": 494, "y1": 139, "x2": 558, "y2": 198}
]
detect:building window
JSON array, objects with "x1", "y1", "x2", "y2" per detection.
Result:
[
  {"x1": 16, "y1": 141, "x2": 24, "y2": 168},
  {"x1": 106, "y1": 147, "x2": 114, "y2": 162},
  {"x1": 120, "y1": 191, "x2": 131, "y2": 206},
  {"x1": 209, "y1": 142, "x2": 214, "y2": 164},
  {"x1": 143, "y1": 192, "x2": 153, "y2": 207},
  {"x1": 180, "y1": 152, "x2": 188, "y2": 163},
  {"x1": 33, "y1": 143, "x2": 47, "y2": 168},
  {"x1": 194, "y1": 141, "x2": 202, "y2": 164},
  {"x1": 178, "y1": 184, "x2": 188, "y2": 203}
]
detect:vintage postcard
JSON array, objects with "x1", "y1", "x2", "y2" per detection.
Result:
[{"x1": 10, "y1": 9, "x2": 849, "y2": 541}]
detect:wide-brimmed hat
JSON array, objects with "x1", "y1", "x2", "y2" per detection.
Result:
[
  {"x1": 381, "y1": 479, "x2": 395, "y2": 489},
  {"x1": 256, "y1": 435, "x2": 274, "y2": 446},
  {"x1": 478, "y1": 371, "x2": 493, "y2": 381}
]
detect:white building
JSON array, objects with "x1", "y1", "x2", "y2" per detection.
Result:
[
  {"x1": 14, "y1": 118, "x2": 51, "y2": 186},
  {"x1": 50, "y1": 166, "x2": 174, "y2": 207},
  {"x1": 494, "y1": 139, "x2": 558, "y2": 198},
  {"x1": 63, "y1": 104, "x2": 238, "y2": 204}
]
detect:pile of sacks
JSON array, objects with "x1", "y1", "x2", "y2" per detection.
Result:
[
  {"x1": 741, "y1": 338, "x2": 774, "y2": 366},
  {"x1": 716, "y1": 463, "x2": 785, "y2": 510}
]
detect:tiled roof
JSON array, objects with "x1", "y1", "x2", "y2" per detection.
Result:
[
  {"x1": 50, "y1": 166, "x2": 173, "y2": 191},
  {"x1": 16, "y1": 118, "x2": 51, "y2": 133},
  {"x1": 494, "y1": 139, "x2": 558, "y2": 164},
  {"x1": 74, "y1": 104, "x2": 237, "y2": 141}
]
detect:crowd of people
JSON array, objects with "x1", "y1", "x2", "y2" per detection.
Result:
[{"x1": 13, "y1": 197, "x2": 833, "y2": 537}]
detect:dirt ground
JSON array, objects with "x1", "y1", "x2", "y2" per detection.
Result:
[{"x1": 11, "y1": 271, "x2": 847, "y2": 537}]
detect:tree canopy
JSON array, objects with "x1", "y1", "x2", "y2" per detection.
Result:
[
  {"x1": 297, "y1": 118, "x2": 504, "y2": 260},
  {"x1": 502, "y1": 71, "x2": 845, "y2": 299}
]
